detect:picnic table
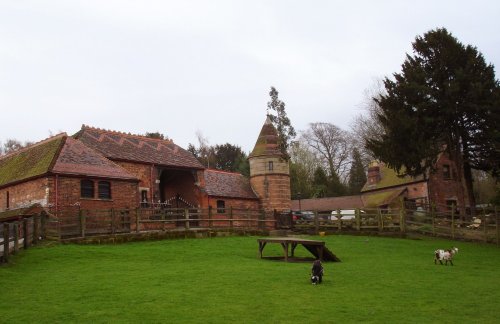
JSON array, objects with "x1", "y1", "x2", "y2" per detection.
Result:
[{"x1": 257, "y1": 237, "x2": 340, "y2": 262}]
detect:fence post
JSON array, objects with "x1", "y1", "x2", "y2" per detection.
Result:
[
  {"x1": 23, "y1": 218, "x2": 29, "y2": 249},
  {"x1": 41, "y1": 213, "x2": 47, "y2": 239},
  {"x1": 79, "y1": 208, "x2": 86, "y2": 238},
  {"x1": 111, "y1": 209, "x2": 116, "y2": 234},
  {"x1": 483, "y1": 207, "x2": 488, "y2": 244},
  {"x1": 399, "y1": 206, "x2": 405, "y2": 233},
  {"x1": 13, "y1": 222, "x2": 19, "y2": 254},
  {"x1": 314, "y1": 211, "x2": 319, "y2": 233},
  {"x1": 356, "y1": 208, "x2": 361, "y2": 231},
  {"x1": 496, "y1": 206, "x2": 499, "y2": 247},
  {"x1": 3, "y1": 223, "x2": 9, "y2": 262},
  {"x1": 136, "y1": 208, "x2": 140, "y2": 233},
  {"x1": 377, "y1": 208, "x2": 382, "y2": 232},
  {"x1": 431, "y1": 204, "x2": 436, "y2": 236},
  {"x1": 451, "y1": 205, "x2": 455, "y2": 239},
  {"x1": 229, "y1": 206, "x2": 233, "y2": 230},
  {"x1": 32, "y1": 216, "x2": 39, "y2": 245},
  {"x1": 337, "y1": 209, "x2": 341, "y2": 231},
  {"x1": 208, "y1": 206, "x2": 212, "y2": 229},
  {"x1": 184, "y1": 209, "x2": 190, "y2": 230}
]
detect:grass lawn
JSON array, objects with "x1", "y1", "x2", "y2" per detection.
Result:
[{"x1": 1, "y1": 234, "x2": 499, "y2": 323}]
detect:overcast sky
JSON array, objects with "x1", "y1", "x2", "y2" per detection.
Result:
[{"x1": 1, "y1": 1, "x2": 499, "y2": 153}]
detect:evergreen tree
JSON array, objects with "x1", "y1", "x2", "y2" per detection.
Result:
[
  {"x1": 267, "y1": 86, "x2": 296, "y2": 159},
  {"x1": 329, "y1": 169, "x2": 347, "y2": 197},
  {"x1": 213, "y1": 143, "x2": 247, "y2": 172},
  {"x1": 312, "y1": 167, "x2": 329, "y2": 198},
  {"x1": 290, "y1": 162, "x2": 313, "y2": 199},
  {"x1": 348, "y1": 148, "x2": 367, "y2": 194},
  {"x1": 367, "y1": 28, "x2": 500, "y2": 212}
]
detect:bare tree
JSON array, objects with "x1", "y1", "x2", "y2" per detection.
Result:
[
  {"x1": 350, "y1": 78, "x2": 386, "y2": 165},
  {"x1": 2, "y1": 139, "x2": 25, "y2": 155},
  {"x1": 302, "y1": 123, "x2": 353, "y2": 182},
  {"x1": 289, "y1": 139, "x2": 321, "y2": 180}
]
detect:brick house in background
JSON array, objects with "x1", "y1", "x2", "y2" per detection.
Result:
[
  {"x1": 0, "y1": 117, "x2": 291, "y2": 216},
  {"x1": 291, "y1": 153, "x2": 468, "y2": 213},
  {"x1": 361, "y1": 153, "x2": 468, "y2": 211}
]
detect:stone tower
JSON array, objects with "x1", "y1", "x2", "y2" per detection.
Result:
[{"x1": 249, "y1": 116, "x2": 291, "y2": 212}]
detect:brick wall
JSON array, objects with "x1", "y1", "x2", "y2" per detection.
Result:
[
  {"x1": 0, "y1": 177, "x2": 50, "y2": 211},
  {"x1": 54, "y1": 176, "x2": 139, "y2": 209},
  {"x1": 250, "y1": 174, "x2": 291, "y2": 212},
  {"x1": 428, "y1": 154, "x2": 468, "y2": 211},
  {"x1": 405, "y1": 182, "x2": 428, "y2": 202},
  {"x1": 249, "y1": 155, "x2": 291, "y2": 212},
  {"x1": 249, "y1": 156, "x2": 289, "y2": 176}
]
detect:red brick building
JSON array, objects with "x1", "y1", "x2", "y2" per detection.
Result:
[
  {"x1": 0, "y1": 134, "x2": 139, "y2": 212},
  {"x1": 1, "y1": 119, "x2": 289, "y2": 216},
  {"x1": 361, "y1": 153, "x2": 468, "y2": 211},
  {"x1": 291, "y1": 153, "x2": 468, "y2": 213}
]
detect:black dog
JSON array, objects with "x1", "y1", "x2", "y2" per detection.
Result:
[{"x1": 311, "y1": 259, "x2": 324, "y2": 285}]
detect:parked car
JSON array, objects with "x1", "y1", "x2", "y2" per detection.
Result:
[
  {"x1": 292, "y1": 211, "x2": 315, "y2": 223},
  {"x1": 330, "y1": 209, "x2": 362, "y2": 220}
]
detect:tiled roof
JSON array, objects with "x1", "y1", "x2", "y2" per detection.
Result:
[
  {"x1": 361, "y1": 162, "x2": 425, "y2": 192},
  {"x1": 0, "y1": 134, "x2": 65, "y2": 187},
  {"x1": 75, "y1": 125, "x2": 204, "y2": 169},
  {"x1": 291, "y1": 195, "x2": 364, "y2": 211},
  {"x1": 52, "y1": 137, "x2": 137, "y2": 180},
  {"x1": 204, "y1": 169, "x2": 258, "y2": 199},
  {"x1": 249, "y1": 116, "x2": 283, "y2": 157}
]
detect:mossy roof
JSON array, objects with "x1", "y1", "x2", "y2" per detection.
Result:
[
  {"x1": 361, "y1": 163, "x2": 424, "y2": 192},
  {"x1": 249, "y1": 116, "x2": 282, "y2": 157},
  {"x1": 362, "y1": 188, "x2": 406, "y2": 208},
  {"x1": 0, "y1": 135, "x2": 64, "y2": 187}
]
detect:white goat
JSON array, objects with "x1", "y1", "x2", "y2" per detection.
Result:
[{"x1": 434, "y1": 247, "x2": 459, "y2": 266}]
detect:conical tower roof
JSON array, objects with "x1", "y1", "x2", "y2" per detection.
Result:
[{"x1": 249, "y1": 116, "x2": 283, "y2": 158}]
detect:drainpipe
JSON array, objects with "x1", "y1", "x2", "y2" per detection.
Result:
[
  {"x1": 150, "y1": 164, "x2": 154, "y2": 203},
  {"x1": 55, "y1": 174, "x2": 59, "y2": 214}
]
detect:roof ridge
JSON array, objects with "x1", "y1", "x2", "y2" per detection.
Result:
[
  {"x1": 206, "y1": 168, "x2": 243, "y2": 176},
  {"x1": 0, "y1": 133, "x2": 67, "y2": 162},
  {"x1": 52, "y1": 137, "x2": 138, "y2": 180},
  {"x1": 81, "y1": 124, "x2": 174, "y2": 144}
]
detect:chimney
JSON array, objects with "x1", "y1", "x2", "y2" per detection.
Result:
[{"x1": 367, "y1": 165, "x2": 381, "y2": 185}]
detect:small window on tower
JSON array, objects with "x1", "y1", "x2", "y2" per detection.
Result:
[
  {"x1": 6, "y1": 191, "x2": 9, "y2": 209},
  {"x1": 268, "y1": 161, "x2": 274, "y2": 171}
]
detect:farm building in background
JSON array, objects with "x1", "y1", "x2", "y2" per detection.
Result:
[{"x1": 292, "y1": 154, "x2": 468, "y2": 213}]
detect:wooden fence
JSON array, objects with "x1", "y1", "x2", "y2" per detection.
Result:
[
  {"x1": 279, "y1": 205, "x2": 499, "y2": 245},
  {"x1": 0, "y1": 215, "x2": 48, "y2": 263},
  {"x1": 41, "y1": 206, "x2": 274, "y2": 240},
  {"x1": 1, "y1": 204, "x2": 498, "y2": 263}
]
